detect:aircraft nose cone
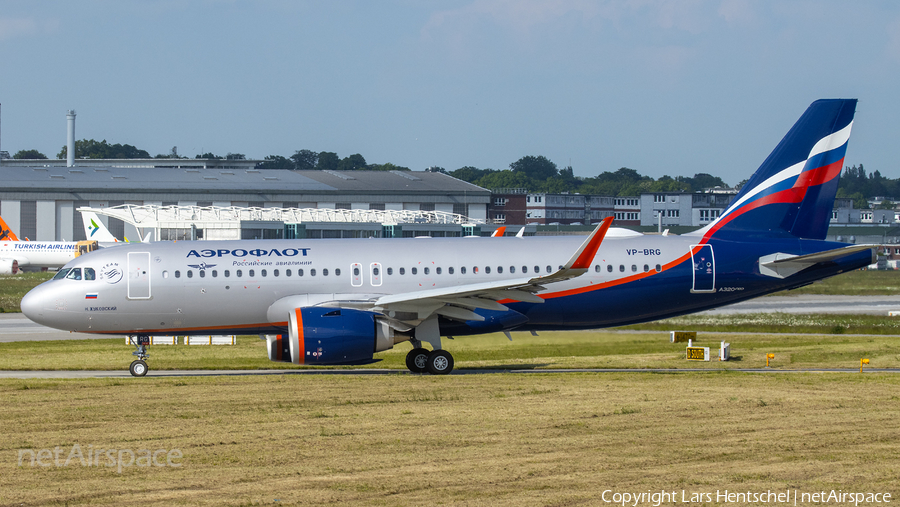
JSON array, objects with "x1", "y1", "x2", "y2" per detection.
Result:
[{"x1": 21, "y1": 285, "x2": 50, "y2": 326}]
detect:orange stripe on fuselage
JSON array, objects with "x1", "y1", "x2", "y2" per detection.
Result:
[
  {"x1": 500, "y1": 247, "x2": 699, "y2": 303},
  {"x1": 295, "y1": 308, "x2": 305, "y2": 365}
]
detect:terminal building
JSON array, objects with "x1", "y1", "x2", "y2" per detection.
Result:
[{"x1": 0, "y1": 163, "x2": 492, "y2": 241}]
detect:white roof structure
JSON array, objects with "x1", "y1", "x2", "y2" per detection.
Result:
[{"x1": 79, "y1": 204, "x2": 484, "y2": 230}]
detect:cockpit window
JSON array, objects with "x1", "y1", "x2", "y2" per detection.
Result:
[
  {"x1": 84, "y1": 268, "x2": 96, "y2": 281},
  {"x1": 53, "y1": 268, "x2": 71, "y2": 280},
  {"x1": 65, "y1": 268, "x2": 82, "y2": 280}
]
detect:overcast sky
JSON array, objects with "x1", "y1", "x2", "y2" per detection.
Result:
[{"x1": 1, "y1": 1, "x2": 898, "y2": 186}]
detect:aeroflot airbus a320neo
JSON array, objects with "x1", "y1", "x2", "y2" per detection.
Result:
[{"x1": 22, "y1": 99, "x2": 875, "y2": 376}]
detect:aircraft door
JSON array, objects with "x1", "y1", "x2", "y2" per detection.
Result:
[
  {"x1": 690, "y1": 244, "x2": 715, "y2": 293},
  {"x1": 127, "y1": 252, "x2": 152, "y2": 299}
]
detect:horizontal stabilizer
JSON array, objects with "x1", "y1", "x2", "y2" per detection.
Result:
[{"x1": 759, "y1": 244, "x2": 876, "y2": 279}]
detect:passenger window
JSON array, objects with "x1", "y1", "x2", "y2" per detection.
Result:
[
  {"x1": 607, "y1": 265, "x2": 613, "y2": 273},
  {"x1": 461, "y1": 266, "x2": 466, "y2": 274},
  {"x1": 655, "y1": 264, "x2": 662, "y2": 272},
  {"x1": 237, "y1": 270, "x2": 243, "y2": 277},
  {"x1": 619, "y1": 265, "x2": 625, "y2": 272},
  {"x1": 474, "y1": 266, "x2": 479, "y2": 274},
  {"x1": 353, "y1": 267, "x2": 360, "y2": 276},
  {"x1": 594, "y1": 265, "x2": 600, "y2": 273},
  {"x1": 175, "y1": 270, "x2": 181, "y2": 278},
  {"x1": 261, "y1": 269, "x2": 267, "y2": 277},
  {"x1": 631, "y1": 265, "x2": 637, "y2": 272},
  {"x1": 199, "y1": 270, "x2": 206, "y2": 278},
  {"x1": 449, "y1": 267, "x2": 454, "y2": 275},
  {"x1": 310, "y1": 269, "x2": 316, "y2": 276},
  {"x1": 436, "y1": 267, "x2": 442, "y2": 275},
  {"x1": 497, "y1": 266, "x2": 503, "y2": 274},
  {"x1": 323, "y1": 269, "x2": 329, "y2": 276},
  {"x1": 534, "y1": 266, "x2": 540, "y2": 273},
  {"x1": 273, "y1": 269, "x2": 279, "y2": 277},
  {"x1": 212, "y1": 270, "x2": 218, "y2": 277},
  {"x1": 84, "y1": 268, "x2": 96, "y2": 280},
  {"x1": 546, "y1": 266, "x2": 552, "y2": 273},
  {"x1": 187, "y1": 270, "x2": 193, "y2": 278},
  {"x1": 373, "y1": 267, "x2": 380, "y2": 276},
  {"x1": 522, "y1": 265, "x2": 527, "y2": 274},
  {"x1": 335, "y1": 268, "x2": 341, "y2": 276},
  {"x1": 162, "y1": 271, "x2": 169, "y2": 279},
  {"x1": 224, "y1": 270, "x2": 230, "y2": 277},
  {"x1": 66, "y1": 268, "x2": 82, "y2": 280},
  {"x1": 424, "y1": 267, "x2": 430, "y2": 275},
  {"x1": 643, "y1": 264, "x2": 649, "y2": 272},
  {"x1": 510, "y1": 266, "x2": 516, "y2": 274},
  {"x1": 486, "y1": 266, "x2": 492, "y2": 274},
  {"x1": 249, "y1": 269, "x2": 255, "y2": 277},
  {"x1": 298, "y1": 269, "x2": 304, "y2": 276},
  {"x1": 399, "y1": 267, "x2": 405, "y2": 275},
  {"x1": 286, "y1": 269, "x2": 292, "y2": 277},
  {"x1": 411, "y1": 267, "x2": 417, "y2": 275},
  {"x1": 387, "y1": 267, "x2": 393, "y2": 275}
]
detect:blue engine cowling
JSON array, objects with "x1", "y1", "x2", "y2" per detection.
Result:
[{"x1": 266, "y1": 307, "x2": 394, "y2": 365}]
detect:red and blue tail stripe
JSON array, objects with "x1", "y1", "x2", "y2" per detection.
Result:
[{"x1": 695, "y1": 99, "x2": 856, "y2": 242}]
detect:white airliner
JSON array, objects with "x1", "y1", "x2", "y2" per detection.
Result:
[
  {"x1": 81, "y1": 211, "x2": 121, "y2": 243},
  {"x1": 81, "y1": 210, "x2": 152, "y2": 243},
  {"x1": 0, "y1": 216, "x2": 99, "y2": 274},
  {"x1": 22, "y1": 100, "x2": 874, "y2": 377}
]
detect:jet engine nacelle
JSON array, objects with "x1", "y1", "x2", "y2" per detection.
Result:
[
  {"x1": 0, "y1": 259, "x2": 19, "y2": 275},
  {"x1": 266, "y1": 308, "x2": 396, "y2": 365}
]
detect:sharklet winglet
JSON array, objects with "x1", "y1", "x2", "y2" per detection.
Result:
[{"x1": 566, "y1": 216, "x2": 613, "y2": 270}]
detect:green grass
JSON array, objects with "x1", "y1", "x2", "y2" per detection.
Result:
[
  {"x1": 625, "y1": 312, "x2": 900, "y2": 335},
  {"x1": 0, "y1": 271, "x2": 53, "y2": 312}
]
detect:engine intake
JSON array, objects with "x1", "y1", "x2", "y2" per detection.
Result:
[
  {"x1": 266, "y1": 307, "x2": 397, "y2": 365},
  {"x1": 0, "y1": 259, "x2": 19, "y2": 275}
]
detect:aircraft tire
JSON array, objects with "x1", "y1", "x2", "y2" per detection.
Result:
[
  {"x1": 426, "y1": 350, "x2": 454, "y2": 375},
  {"x1": 129, "y1": 360, "x2": 149, "y2": 377},
  {"x1": 406, "y1": 348, "x2": 430, "y2": 373}
]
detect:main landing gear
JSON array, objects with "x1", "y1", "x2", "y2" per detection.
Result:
[
  {"x1": 404, "y1": 316, "x2": 454, "y2": 375},
  {"x1": 405, "y1": 342, "x2": 455, "y2": 375},
  {"x1": 128, "y1": 336, "x2": 150, "y2": 377}
]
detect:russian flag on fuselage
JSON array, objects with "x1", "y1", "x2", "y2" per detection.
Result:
[{"x1": 699, "y1": 99, "x2": 856, "y2": 242}]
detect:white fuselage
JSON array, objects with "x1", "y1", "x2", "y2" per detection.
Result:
[{"x1": 0, "y1": 241, "x2": 78, "y2": 269}]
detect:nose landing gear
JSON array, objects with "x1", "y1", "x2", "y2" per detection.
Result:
[{"x1": 128, "y1": 336, "x2": 150, "y2": 377}]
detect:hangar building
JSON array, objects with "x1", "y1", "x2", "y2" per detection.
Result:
[{"x1": 0, "y1": 161, "x2": 491, "y2": 241}]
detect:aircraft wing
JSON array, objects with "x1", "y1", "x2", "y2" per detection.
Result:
[
  {"x1": 759, "y1": 244, "x2": 877, "y2": 279},
  {"x1": 360, "y1": 217, "x2": 613, "y2": 324}
]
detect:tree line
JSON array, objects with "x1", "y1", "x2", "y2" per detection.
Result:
[
  {"x1": 10, "y1": 142, "x2": 896, "y2": 204},
  {"x1": 836, "y1": 165, "x2": 897, "y2": 208}
]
